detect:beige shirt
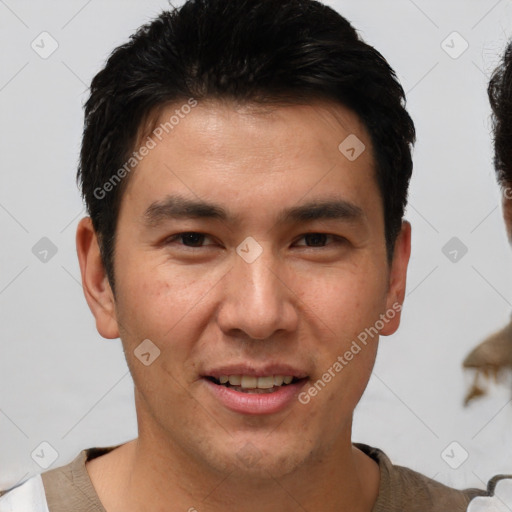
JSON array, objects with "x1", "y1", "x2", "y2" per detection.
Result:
[{"x1": 0, "y1": 442, "x2": 500, "y2": 511}]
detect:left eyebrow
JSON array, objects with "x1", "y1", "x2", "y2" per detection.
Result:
[
  {"x1": 142, "y1": 194, "x2": 366, "y2": 229},
  {"x1": 277, "y1": 199, "x2": 365, "y2": 225}
]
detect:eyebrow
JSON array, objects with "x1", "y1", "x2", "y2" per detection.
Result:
[{"x1": 142, "y1": 194, "x2": 365, "y2": 228}]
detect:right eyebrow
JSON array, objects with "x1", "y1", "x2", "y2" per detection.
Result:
[{"x1": 143, "y1": 194, "x2": 234, "y2": 228}]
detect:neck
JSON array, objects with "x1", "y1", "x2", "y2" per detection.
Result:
[{"x1": 96, "y1": 429, "x2": 380, "y2": 512}]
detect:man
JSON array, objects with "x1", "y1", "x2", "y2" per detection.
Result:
[
  {"x1": 463, "y1": 40, "x2": 512, "y2": 512},
  {"x1": 0, "y1": 0, "x2": 500, "y2": 510},
  {"x1": 463, "y1": 38, "x2": 512, "y2": 407}
]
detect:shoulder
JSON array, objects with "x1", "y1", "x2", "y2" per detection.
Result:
[
  {"x1": 0, "y1": 444, "x2": 122, "y2": 512},
  {"x1": 0, "y1": 474, "x2": 49, "y2": 512},
  {"x1": 354, "y1": 443, "x2": 489, "y2": 512},
  {"x1": 467, "y1": 476, "x2": 512, "y2": 511}
]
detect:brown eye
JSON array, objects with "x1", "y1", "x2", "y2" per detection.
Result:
[
  {"x1": 180, "y1": 233, "x2": 206, "y2": 247},
  {"x1": 303, "y1": 233, "x2": 329, "y2": 247},
  {"x1": 165, "y1": 232, "x2": 215, "y2": 247},
  {"x1": 295, "y1": 233, "x2": 341, "y2": 247}
]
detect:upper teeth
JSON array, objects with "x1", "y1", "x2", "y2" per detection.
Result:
[{"x1": 218, "y1": 375, "x2": 294, "y2": 388}]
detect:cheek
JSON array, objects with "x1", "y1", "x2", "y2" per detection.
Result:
[
  {"x1": 297, "y1": 265, "x2": 387, "y2": 334},
  {"x1": 116, "y1": 274, "x2": 175, "y2": 340},
  {"x1": 115, "y1": 254, "x2": 216, "y2": 337},
  {"x1": 115, "y1": 268, "x2": 208, "y2": 400},
  {"x1": 114, "y1": 255, "x2": 228, "y2": 386},
  {"x1": 294, "y1": 267, "x2": 385, "y2": 397}
]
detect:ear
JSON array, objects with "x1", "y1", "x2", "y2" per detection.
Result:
[
  {"x1": 76, "y1": 217, "x2": 120, "y2": 339},
  {"x1": 502, "y1": 192, "x2": 512, "y2": 244},
  {"x1": 379, "y1": 220, "x2": 411, "y2": 336}
]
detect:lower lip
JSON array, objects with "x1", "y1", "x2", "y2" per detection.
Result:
[{"x1": 202, "y1": 378, "x2": 308, "y2": 415}]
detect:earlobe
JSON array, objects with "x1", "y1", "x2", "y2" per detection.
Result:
[
  {"x1": 380, "y1": 220, "x2": 411, "y2": 336},
  {"x1": 76, "y1": 217, "x2": 120, "y2": 340}
]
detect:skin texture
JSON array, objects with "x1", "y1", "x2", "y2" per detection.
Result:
[
  {"x1": 503, "y1": 194, "x2": 512, "y2": 243},
  {"x1": 76, "y1": 99, "x2": 411, "y2": 512}
]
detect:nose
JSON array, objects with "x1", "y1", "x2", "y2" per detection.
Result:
[{"x1": 216, "y1": 246, "x2": 298, "y2": 341}]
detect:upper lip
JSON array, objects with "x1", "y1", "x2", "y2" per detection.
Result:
[{"x1": 203, "y1": 363, "x2": 309, "y2": 379}]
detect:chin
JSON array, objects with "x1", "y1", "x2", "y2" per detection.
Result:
[{"x1": 202, "y1": 435, "x2": 315, "y2": 481}]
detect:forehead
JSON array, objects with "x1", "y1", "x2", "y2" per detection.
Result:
[
  {"x1": 121, "y1": 99, "x2": 380, "y2": 223},
  {"x1": 143, "y1": 98, "x2": 372, "y2": 162}
]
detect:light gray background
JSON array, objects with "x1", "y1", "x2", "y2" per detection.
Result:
[{"x1": 1, "y1": 0, "x2": 512, "y2": 493}]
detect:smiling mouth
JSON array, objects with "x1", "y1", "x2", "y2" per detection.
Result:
[{"x1": 205, "y1": 375, "x2": 306, "y2": 394}]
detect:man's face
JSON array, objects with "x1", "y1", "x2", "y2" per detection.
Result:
[{"x1": 81, "y1": 99, "x2": 409, "y2": 479}]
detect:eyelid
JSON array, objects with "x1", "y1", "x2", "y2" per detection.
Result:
[
  {"x1": 164, "y1": 231, "x2": 347, "y2": 249},
  {"x1": 164, "y1": 232, "x2": 218, "y2": 247},
  {"x1": 294, "y1": 233, "x2": 337, "y2": 245},
  {"x1": 292, "y1": 233, "x2": 348, "y2": 249}
]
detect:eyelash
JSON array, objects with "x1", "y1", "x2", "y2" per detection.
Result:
[{"x1": 164, "y1": 232, "x2": 346, "y2": 249}]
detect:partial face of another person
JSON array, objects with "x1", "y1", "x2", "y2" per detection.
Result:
[
  {"x1": 502, "y1": 190, "x2": 512, "y2": 242},
  {"x1": 82, "y1": 99, "x2": 410, "y2": 479}
]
